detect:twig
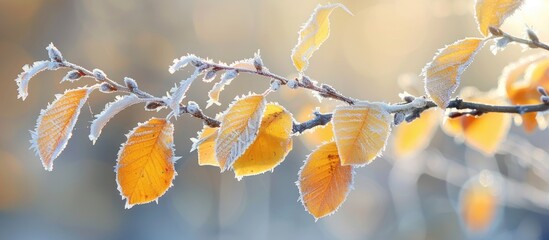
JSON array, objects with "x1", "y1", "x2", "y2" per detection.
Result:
[
  {"x1": 46, "y1": 26, "x2": 549, "y2": 134},
  {"x1": 490, "y1": 26, "x2": 549, "y2": 51}
]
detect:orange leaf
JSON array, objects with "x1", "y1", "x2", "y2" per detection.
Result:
[
  {"x1": 116, "y1": 118, "x2": 176, "y2": 208},
  {"x1": 499, "y1": 55, "x2": 549, "y2": 132},
  {"x1": 31, "y1": 87, "x2": 95, "y2": 171},
  {"x1": 442, "y1": 88, "x2": 511, "y2": 155},
  {"x1": 298, "y1": 142, "x2": 354, "y2": 219},
  {"x1": 475, "y1": 0, "x2": 524, "y2": 36},
  {"x1": 459, "y1": 171, "x2": 501, "y2": 233},
  {"x1": 232, "y1": 103, "x2": 293, "y2": 179},
  {"x1": 423, "y1": 38, "x2": 485, "y2": 107},
  {"x1": 332, "y1": 102, "x2": 392, "y2": 166},
  {"x1": 392, "y1": 109, "x2": 440, "y2": 158},
  {"x1": 196, "y1": 126, "x2": 219, "y2": 167},
  {"x1": 215, "y1": 94, "x2": 266, "y2": 171}
]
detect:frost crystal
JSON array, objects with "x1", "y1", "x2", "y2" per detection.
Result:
[
  {"x1": 46, "y1": 43, "x2": 63, "y2": 62},
  {"x1": 124, "y1": 77, "x2": 138, "y2": 91},
  {"x1": 203, "y1": 70, "x2": 217, "y2": 82},
  {"x1": 62, "y1": 70, "x2": 83, "y2": 82},
  {"x1": 93, "y1": 69, "x2": 107, "y2": 81},
  {"x1": 270, "y1": 80, "x2": 281, "y2": 91},
  {"x1": 187, "y1": 101, "x2": 200, "y2": 114},
  {"x1": 253, "y1": 50, "x2": 263, "y2": 71},
  {"x1": 99, "y1": 82, "x2": 117, "y2": 93},
  {"x1": 287, "y1": 79, "x2": 299, "y2": 89}
]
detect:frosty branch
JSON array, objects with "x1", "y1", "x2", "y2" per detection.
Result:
[{"x1": 15, "y1": 1, "x2": 549, "y2": 219}]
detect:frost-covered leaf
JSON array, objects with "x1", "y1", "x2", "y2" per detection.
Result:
[
  {"x1": 169, "y1": 69, "x2": 201, "y2": 115},
  {"x1": 423, "y1": 38, "x2": 485, "y2": 108},
  {"x1": 443, "y1": 88, "x2": 511, "y2": 155},
  {"x1": 206, "y1": 69, "x2": 238, "y2": 108},
  {"x1": 232, "y1": 103, "x2": 293, "y2": 179},
  {"x1": 332, "y1": 102, "x2": 392, "y2": 166},
  {"x1": 499, "y1": 55, "x2": 549, "y2": 132},
  {"x1": 30, "y1": 87, "x2": 96, "y2": 171},
  {"x1": 89, "y1": 95, "x2": 146, "y2": 144},
  {"x1": 297, "y1": 141, "x2": 354, "y2": 220},
  {"x1": 215, "y1": 94, "x2": 266, "y2": 171},
  {"x1": 169, "y1": 54, "x2": 199, "y2": 74},
  {"x1": 194, "y1": 126, "x2": 220, "y2": 167},
  {"x1": 116, "y1": 118, "x2": 177, "y2": 208},
  {"x1": 392, "y1": 109, "x2": 440, "y2": 158},
  {"x1": 15, "y1": 60, "x2": 59, "y2": 100},
  {"x1": 475, "y1": 0, "x2": 524, "y2": 36},
  {"x1": 291, "y1": 3, "x2": 351, "y2": 72}
]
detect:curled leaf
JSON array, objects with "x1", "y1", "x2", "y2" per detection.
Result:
[
  {"x1": 169, "y1": 54, "x2": 199, "y2": 74},
  {"x1": 215, "y1": 94, "x2": 266, "y2": 171},
  {"x1": 475, "y1": 0, "x2": 524, "y2": 36},
  {"x1": 297, "y1": 141, "x2": 354, "y2": 220},
  {"x1": 169, "y1": 68, "x2": 201, "y2": 115},
  {"x1": 206, "y1": 70, "x2": 238, "y2": 108},
  {"x1": 332, "y1": 102, "x2": 392, "y2": 166},
  {"x1": 31, "y1": 87, "x2": 96, "y2": 171},
  {"x1": 116, "y1": 118, "x2": 177, "y2": 208},
  {"x1": 232, "y1": 103, "x2": 293, "y2": 179},
  {"x1": 423, "y1": 38, "x2": 486, "y2": 108},
  {"x1": 16, "y1": 60, "x2": 59, "y2": 100},
  {"x1": 89, "y1": 95, "x2": 146, "y2": 144},
  {"x1": 291, "y1": 3, "x2": 351, "y2": 72}
]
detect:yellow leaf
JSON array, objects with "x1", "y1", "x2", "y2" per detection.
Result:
[
  {"x1": 196, "y1": 126, "x2": 219, "y2": 167},
  {"x1": 291, "y1": 3, "x2": 351, "y2": 72},
  {"x1": 475, "y1": 0, "x2": 524, "y2": 36},
  {"x1": 332, "y1": 102, "x2": 392, "y2": 166},
  {"x1": 392, "y1": 109, "x2": 440, "y2": 158},
  {"x1": 460, "y1": 172, "x2": 500, "y2": 233},
  {"x1": 233, "y1": 104, "x2": 293, "y2": 178},
  {"x1": 442, "y1": 88, "x2": 511, "y2": 155},
  {"x1": 423, "y1": 38, "x2": 485, "y2": 108},
  {"x1": 31, "y1": 87, "x2": 95, "y2": 171},
  {"x1": 116, "y1": 118, "x2": 176, "y2": 208},
  {"x1": 499, "y1": 55, "x2": 549, "y2": 132},
  {"x1": 215, "y1": 94, "x2": 266, "y2": 171},
  {"x1": 298, "y1": 142, "x2": 353, "y2": 219}
]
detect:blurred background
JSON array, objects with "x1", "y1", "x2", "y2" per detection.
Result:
[{"x1": 2, "y1": 0, "x2": 549, "y2": 239}]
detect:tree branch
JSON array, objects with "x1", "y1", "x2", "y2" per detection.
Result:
[{"x1": 47, "y1": 25, "x2": 549, "y2": 135}]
